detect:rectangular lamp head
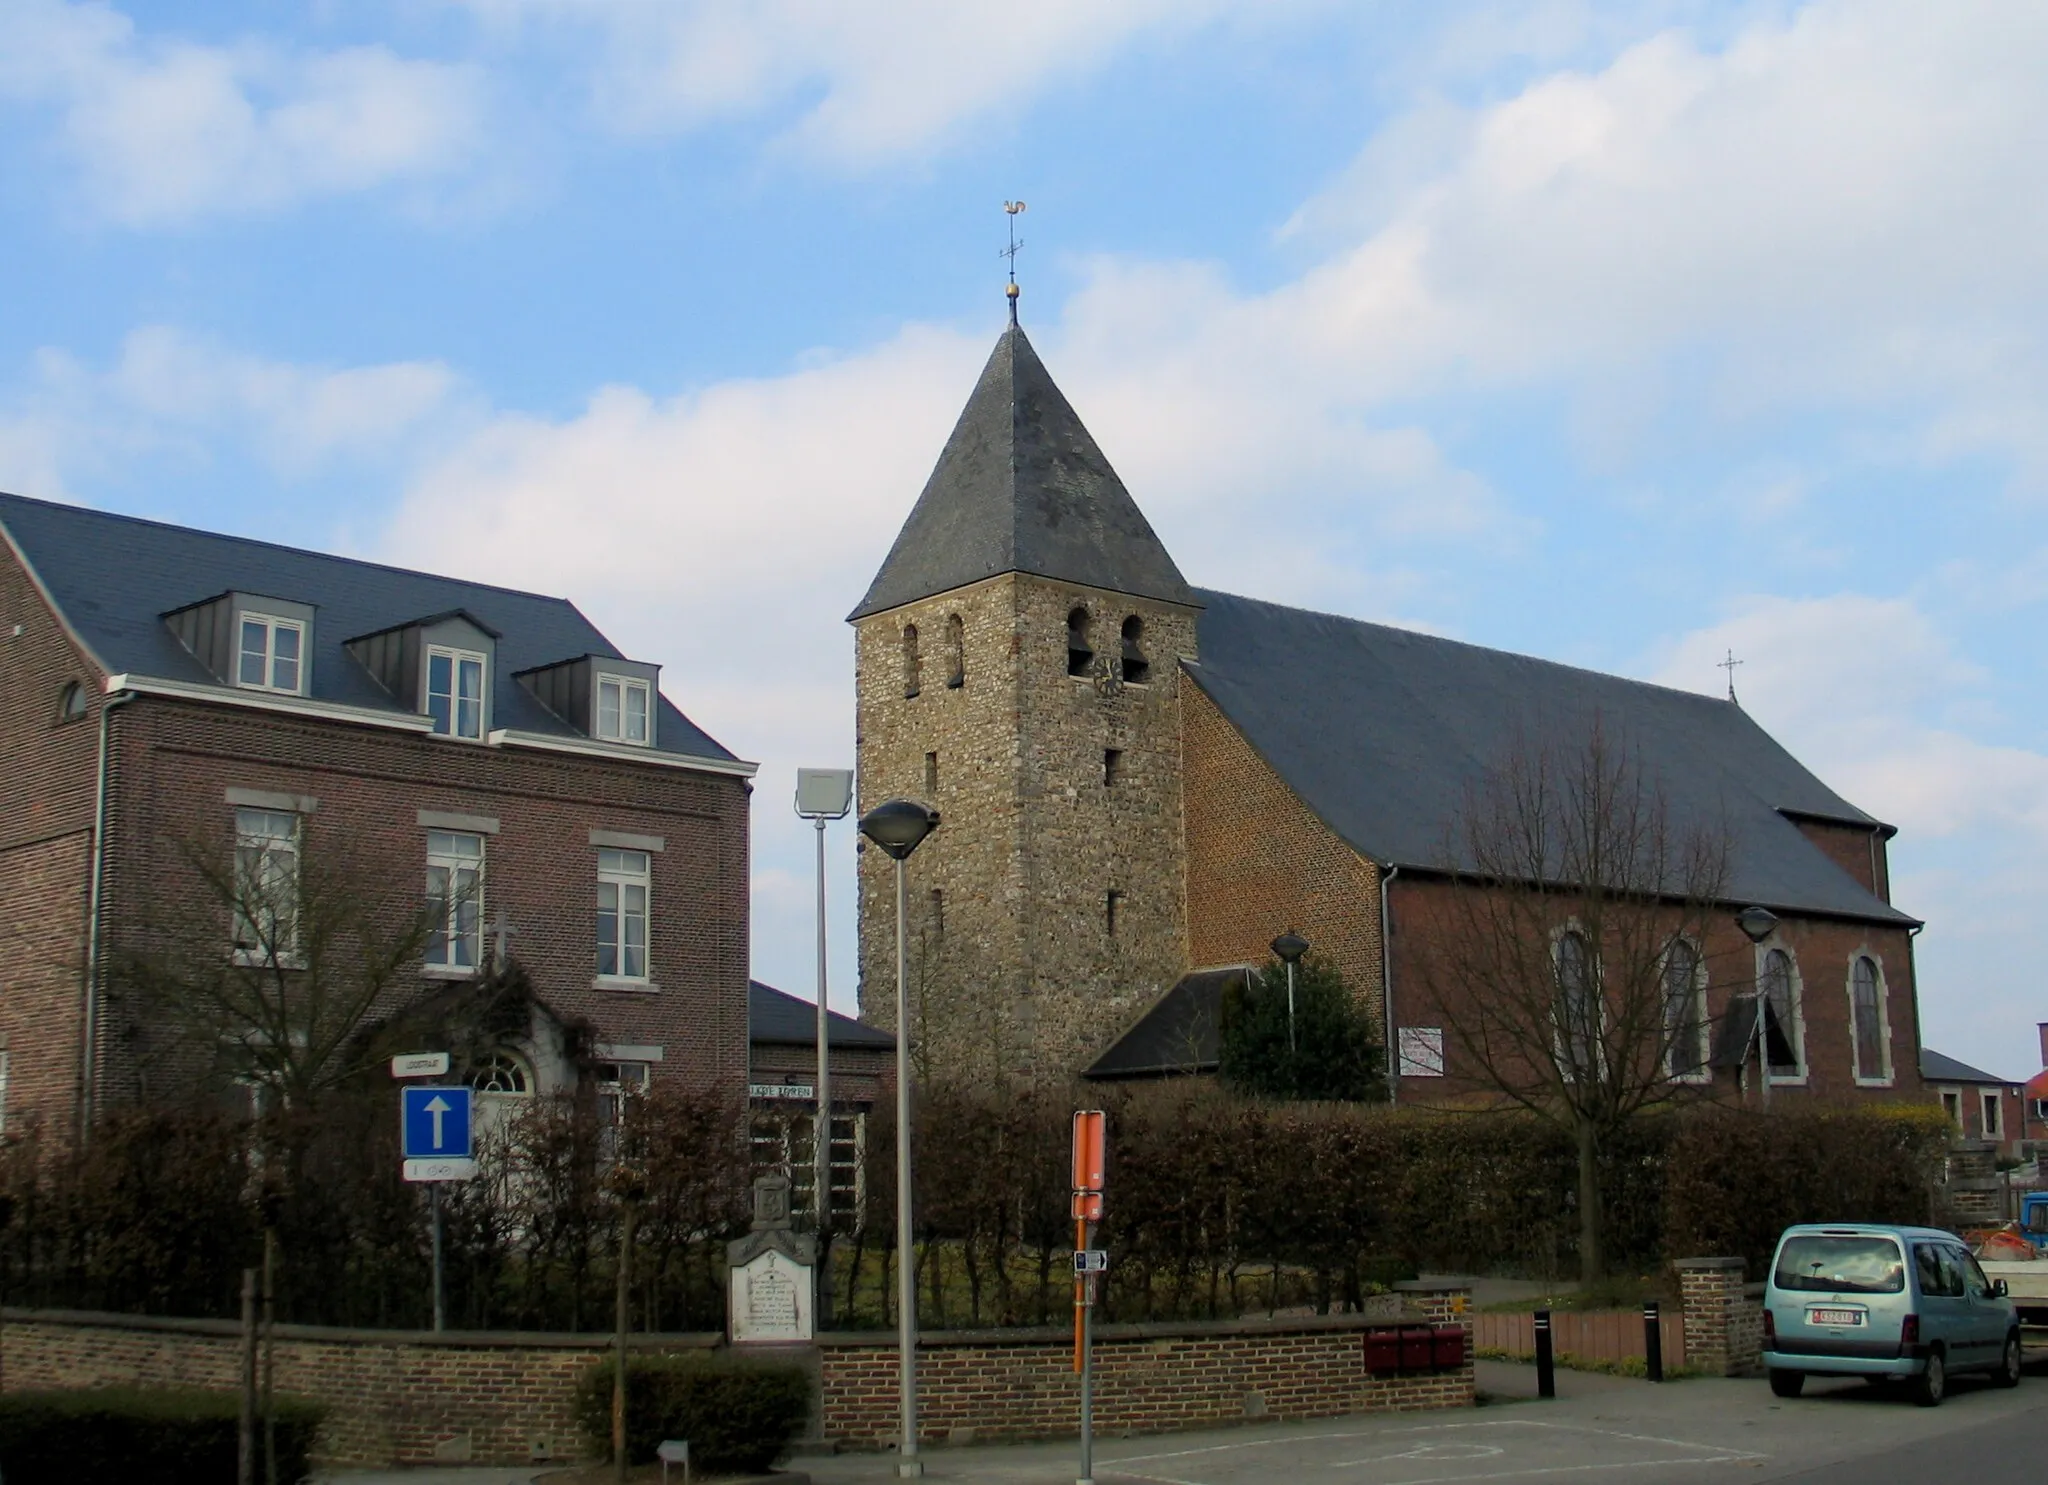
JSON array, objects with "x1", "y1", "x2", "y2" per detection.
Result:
[{"x1": 795, "y1": 767, "x2": 855, "y2": 819}]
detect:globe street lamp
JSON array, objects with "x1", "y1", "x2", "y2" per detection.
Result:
[
  {"x1": 1271, "y1": 931, "x2": 1310, "y2": 1055},
  {"x1": 1736, "y1": 906, "x2": 1781, "y2": 1110},
  {"x1": 859, "y1": 797, "x2": 939, "y2": 1479}
]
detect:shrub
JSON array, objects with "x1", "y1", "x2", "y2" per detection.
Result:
[
  {"x1": 575, "y1": 1354, "x2": 810, "y2": 1473},
  {"x1": 0, "y1": 1388, "x2": 323, "y2": 1485}
]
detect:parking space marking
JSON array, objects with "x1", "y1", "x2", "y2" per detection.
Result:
[{"x1": 1098, "y1": 1418, "x2": 1766, "y2": 1485}]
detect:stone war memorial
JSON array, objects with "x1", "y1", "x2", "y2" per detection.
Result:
[{"x1": 729, "y1": 1173, "x2": 817, "y2": 1345}]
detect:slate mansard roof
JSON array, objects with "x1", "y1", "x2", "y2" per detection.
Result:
[
  {"x1": 0, "y1": 490, "x2": 741, "y2": 768},
  {"x1": 850, "y1": 324, "x2": 1197, "y2": 620},
  {"x1": 1189, "y1": 590, "x2": 1914, "y2": 928}
]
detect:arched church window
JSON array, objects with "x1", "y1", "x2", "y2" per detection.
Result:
[
  {"x1": 1759, "y1": 947, "x2": 1804, "y2": 1075},
  {"x1": 1553, "y1": 930, "x2": 1599, "y2": 1081},
  {"x1": 55, "y1": 681, "x2": 88, "y2": 723},
  {"x1": 469, "y1": 1050, "x2": 532, "y2": 1097},
  {"x1": 1120, "y1": 616, "x2": 1149, "y2": 685},
  {"x1": 1066, "y1": 607, "x2": 1093, "y2": 677},
  {"x1": 1662, "y1": 938, "x2": 1707, "y2": 1079},
  {"x1": 903, "y1": 624, "x2": 921, "y2": 698},
  {"x1": 945, "y1": 614, "x2": 965, "y2": 689},
  {"x1": 1850, "y1": 955, "x2": 1887, "y2": 1081}
]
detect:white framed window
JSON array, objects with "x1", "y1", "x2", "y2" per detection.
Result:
[
  {"x1": 425, "y1": 646, "x2": 487, "y2": 739},
  {"x1": 468, "y1": 1050, "x2": 533, "y2": 1098},
  {"x1": 596, "y1": 848, "x2": 650, "y2": 981},
  {"x1": 1552, "y1": 928, "x2": 1602, "y2": 1082},
  {"x1": 750, "y1": 1106, "x2": 868, "y2": 1223},
  {"x1": 594, "y1": 1060, "x2": 651, "y2": 1131},
  {"x1": 595, "y1": 675, "x2": 651, "y2": 745},
  {"x1": 237, "y1": 616, "x2": 305, "y2": 694},
  {"x1": 1758, "y1": 946, "x2": 1806, "y2": 1081},
  {"x1": 425, "y1": 831, "x2": 484, "y2": 972},
  {"x1": 1662, "y1": 938, "x2": 1710, "y2": 1082},
  {"x1": 1397, "y1": 1026, "x2": 1446, "y2": 1077},
  {"x1": 1983, "y1": 1091, "x2": 2003, "y2": 1139},
  {"x1": 1849, "y1": 955, "x2": 1892, "y2": 1085},
  {"x1": 232, "y1": 808, "x2": 300, "y2": 962},
  {"x1": 1939, "y1": 1088, "x2": 1963, "y2": 1127}
]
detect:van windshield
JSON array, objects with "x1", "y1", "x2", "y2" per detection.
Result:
[{"x1": 1774, "y1": 1235, "x2": 1906, "y2": 1294}]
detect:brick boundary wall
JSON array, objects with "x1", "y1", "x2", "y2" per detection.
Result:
[
  {"x1": 817, "y1": 1282, "x2": 1473, "y2": 1449},
  {"x1": 0, "y1": 1308, "x2": 719, "y2": 1467},
  {"x1": 1675, "y1": 1259, "x2": 1763, "y2": 1377},
  {"x1": 0, "y1": 1285, "x2": 1473, "y2": 1466}
]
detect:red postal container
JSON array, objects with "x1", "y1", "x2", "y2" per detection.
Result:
[
  {"x1": 1399, "y1": 1325, "x2": 1435, "y2": 1370},
  {"x1": 1431, "y1": 1324, "x2": 1466, "y2": 1369},
  {"x1": 1362, "y1": 1326, "x2": 1401, "y2": 1372}
]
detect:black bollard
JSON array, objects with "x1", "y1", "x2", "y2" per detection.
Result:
[
  {"x1": 1644, "y1": 1300, "x2": 1664, "y2": 1383},
  {"x1": 1534, "y1": 1308, "x2": 1556, "y2": 1399}
]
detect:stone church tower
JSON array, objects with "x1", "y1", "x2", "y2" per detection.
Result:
[{"x1": 850, "y1": 321, "x2": 1200, "y2": 1082}]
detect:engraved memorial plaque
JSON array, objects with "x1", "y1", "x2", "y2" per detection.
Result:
[{"x1": 728, "y1": 1247, "x2": 814, "y2": 1343}]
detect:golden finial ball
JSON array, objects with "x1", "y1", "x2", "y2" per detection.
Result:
[{"x1": 1006, "y1": 282, "x2": 1021, "y2": 298}]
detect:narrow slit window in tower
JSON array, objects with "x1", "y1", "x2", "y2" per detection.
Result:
[
  {"x1": 929, "y1": 887, "x2": 945, "y2": 937},
  {"x1": 924, "y1": 750, "x2": 939, "y2": 795},
  {"x1": 1121, "y1": 615, "x2": 1149, "y2": 685},
  {"x1": 1103, "y1": 749, "x2": 1122, "y2": 787},
  {"x1": 1106, "y1": 889, "x2": 1123, "y2": 937},
  {"x1": 945, "y1": 613, "x2": 965, "y2": 689},
  {"x1": 1066, "y1": 607, "x2": 1093, "y2": 677},
  {"x1": 903, "y1": 624, "x2": 921, "y2": 698}
]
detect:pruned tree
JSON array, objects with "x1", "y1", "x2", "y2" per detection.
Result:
[
  {"x1": 1220, "y1": 955, "x2": 1386, "y2": 1103},
  {"x1": 1419, "y1": 718, "x2": 1735, "y2": 1281}
]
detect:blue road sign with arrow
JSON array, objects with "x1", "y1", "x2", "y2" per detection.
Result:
[{"x1": 401, "y1": 1084, "x2": 473, "y2": 1160}]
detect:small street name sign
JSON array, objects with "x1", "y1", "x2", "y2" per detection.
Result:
[
  {"x1": 391, "y1": 1052, "x2": 450, "y2": 1079},
  {"x1": 748, "y1": 1083, "x2": 815, "y2": 1100},
  {"x1": 1073, "y1": 1249, "x2": 1109, "y2": 1275}
]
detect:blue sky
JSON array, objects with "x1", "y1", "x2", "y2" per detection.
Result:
[{"x1": 5, "y1": 0, "x2": 2045, "y2": 1078}]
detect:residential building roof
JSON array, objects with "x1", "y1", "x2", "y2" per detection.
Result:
[
  {"x1": 749, "y1": 980, "x2": 895, "y2": 1050},
  {"x1": 1188, "y1": 589, "x2": 1915, "y2": 927},
  {"x1": 1083, "y1": 966, "x2": 1247, "y2": 1080},
  {"x1": 849, "y1": 324, "x2": 1197, "y2": 620},
  {"x1": 1920, "y1": 1048, "x2": 2013, "y2": 1086},
  {"x1": 0, "y1": 490, "x2": 738, "y2": 766}
]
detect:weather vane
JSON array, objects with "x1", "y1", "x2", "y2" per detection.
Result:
[
  {"x1": 1002, "y1": 200, "x2": 1026, "y2": 323},
  {"x1": 1719, "y1": 648, "x2": 1744, "y2": 704}
]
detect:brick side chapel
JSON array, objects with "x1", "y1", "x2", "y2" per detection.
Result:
[
  {"x1": 850, "y1": 315, "x2": 1928, "y2": 1103},
  {"x1": 0, "y1": 491, "x2": 757, "y2": 1138}
]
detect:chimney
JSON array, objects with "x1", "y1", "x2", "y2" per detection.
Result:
[{"x1": 2039, "y1": 1022, "x2": 2048, "y2": 1068}]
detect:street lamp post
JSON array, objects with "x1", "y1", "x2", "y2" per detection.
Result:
[
  {"x1": 1271, "y1": 931, "x2": 1310, "y2": 1056},
  {"x1": 795, "y1": 768, "x2": 855, "y2": 1322},
  {"x1": 859, "y1": 797, "x2": 940, "y2": 1480},
  {"x1": 1736, "y1": 906, "x2": 1781, "y2": 1110}
]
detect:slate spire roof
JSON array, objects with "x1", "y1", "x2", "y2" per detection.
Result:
[{"x1": 849, "y1": 324, "x2": 1198, "y2": 620}]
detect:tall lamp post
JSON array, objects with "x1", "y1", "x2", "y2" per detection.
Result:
[
  {"x1": 795, "y1": 768, "x2": 855, "y2": 1321},
  {"x1": 859, "y1": 797, "x2": 940, "y2": 1480},
  {"x1": 1271, "y1": 931, "x2": 1309, "y2": 1055},
  {"x1": 1736, "y1": 906, "x2": 1781, "y2": 1110}
]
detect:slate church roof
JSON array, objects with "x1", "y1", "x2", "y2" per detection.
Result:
[
  {"x1": 1188, "y1": 590, "x2": 1914, "y2": 927},
  {"x1": 0, "y1": 490, "x2": 738, "y2": 765},
  {"x1": 850, "y1": 324, "x2": 1197, "y2": 620}
]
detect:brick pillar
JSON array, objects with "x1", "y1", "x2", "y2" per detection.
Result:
[
  {"x1": 1674, "y1": 1258, "x2": 1760, "y2": 1377},
  {"x1": 1391, "y1": 1278, "x2": 1476, "y2": 1402}
]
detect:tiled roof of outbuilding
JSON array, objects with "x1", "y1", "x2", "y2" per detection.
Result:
[
  {"x1": 850, "y1": 324, "x2": 1197, "y2": 620},
  {"x1": 0, "y1": 490, "x2": 737, "y2": 764},
  {"x1": 749, "y1": 980, "x2": 894, "y2": 1049},
  {"x1": 1083, "y1": 967, "x2": 1248, "y2": 1080},
  {"x1": 1188, "y1": 589, "x2": 1914, "y2": 927},
  {"x1": 1920, "y1": 1048, "x2": 2013, "y2": 1086}
]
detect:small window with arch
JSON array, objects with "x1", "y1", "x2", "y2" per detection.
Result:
[
  {"x1": 902, "y1": 623, "x2": 921, "y2": 699},
  {"x1": 1066, "y1": 607, "x2": 1093, "y2": 677},
  {"x1": 1120, "y1": 616, "x2": 1149, "y2": 685},
  {"x1": 468, "y1": 1050, "x2": 533, "y2": 1098},
  {"x1": 945, "y1": 614, "x2": 965, "y2": 689},
  {"x1": 55, "y1": 680, "x2": 89, "y2": 724}
]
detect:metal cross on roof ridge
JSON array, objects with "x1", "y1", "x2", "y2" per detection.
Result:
[
  {"x1": 1002, "y1": 200, "x2": 1026, "y2": 323},
  {"x1": 1718, "y1": 648, "x2": 1744, "y2": 704}
]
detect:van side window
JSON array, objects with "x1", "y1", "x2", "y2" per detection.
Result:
[
  {"x1": 1955, "y1": 1248, "x2": 1992, "y2": 1298},
  {"x1": 1913, "y1": 1245, "x2": 1946, "y2": 1297}
]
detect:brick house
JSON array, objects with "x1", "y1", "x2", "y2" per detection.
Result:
[
  {"x1": 747, "y1": 979, "x2": 893, "y2": 1221},
  {"x1": 848, "y1": 316, "x2": 1926, "y2": 1105},
  {"x1": 1921, "y1": 1049, "x2": 2026, "y2": 1159},
  {"x1": 0, "y1": 491, "x2": 757, "y2": 1141}
]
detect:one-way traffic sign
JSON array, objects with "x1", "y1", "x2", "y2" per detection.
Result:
[{"x1": 401, "y1": 1085, "x2": 473, "y2": 1160}]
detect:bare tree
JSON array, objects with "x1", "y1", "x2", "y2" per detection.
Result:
[
  {"x1": 1419, "y1": 719, "x2": 1736, "y2": 1281},
  {"x1": 111, "y1": 823, "x2": 471, "y2": 1108}
]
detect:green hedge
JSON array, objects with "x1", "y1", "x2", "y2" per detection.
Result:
[
  {"x1": 575, "y1": 1354, "x2": 810, "y2": 1473},
  {"x1": 0, "y1": 1388, "x2": 323, "y2": 1485}
]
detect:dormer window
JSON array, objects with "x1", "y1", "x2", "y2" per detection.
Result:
[
  {"x1": 426, "y1": 646, "x2": 487, "y2": 740},
  {"x1": 237, "y1": 615, "x2": 305, "y2": 694},
  {"x1": 596, "y1": 673, "x2": 651, "y2": 745}
]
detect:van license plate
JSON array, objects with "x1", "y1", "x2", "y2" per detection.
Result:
[{"x1": 1807, "y1": 1308, "x2": 1864, "y2": 1327}]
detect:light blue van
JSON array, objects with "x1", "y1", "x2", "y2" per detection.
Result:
[{"x1": 1763, "y1": 1224, "x2": 2021, "y2": 1405}]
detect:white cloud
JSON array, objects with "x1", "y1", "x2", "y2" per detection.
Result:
[
  {"x1": 461, "y1": 0, "x2": 1281, "y2": 165},
  {"x1": 0, "y1": 0, "x2": 489, "y2": 223},
  {"x1": 0, "y1": 327, "x2": 466, "y2": 496}
]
